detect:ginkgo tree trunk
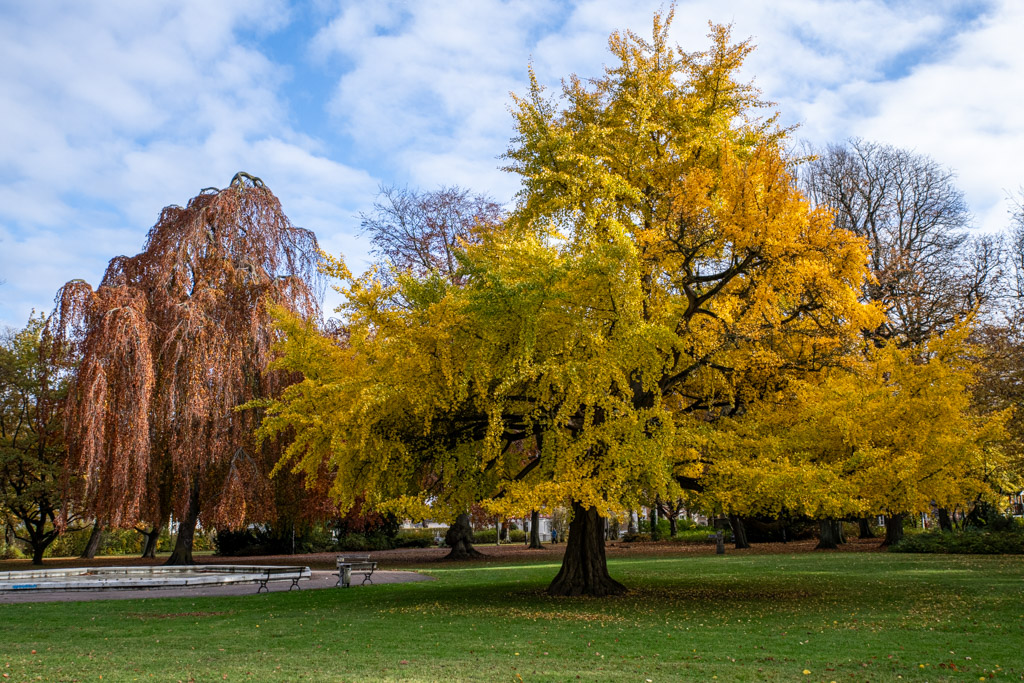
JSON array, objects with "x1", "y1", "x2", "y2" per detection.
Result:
[{"x1": 52, "y1": 173, "x2": 321, "y2": 565}]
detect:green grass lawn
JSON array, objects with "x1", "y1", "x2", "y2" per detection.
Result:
[{"x1": 1, "y1": 552, "x2": 1022, "y2": 681}]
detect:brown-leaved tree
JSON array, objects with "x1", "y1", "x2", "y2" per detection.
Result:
[{"x1": 51, "y1": 173, "x2": 320, "y2": 564}]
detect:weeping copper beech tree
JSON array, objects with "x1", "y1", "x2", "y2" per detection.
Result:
[{"x1": 51, "y1": 173, "x2": 320, "y2": 564}]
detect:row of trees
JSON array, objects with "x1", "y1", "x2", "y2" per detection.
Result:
[{"x1": 3, "y1": 12, "x2": 1021, "y2": 594}]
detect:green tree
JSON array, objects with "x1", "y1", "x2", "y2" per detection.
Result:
[{"x1": 0, "y1": 315, "x2": 83, "y2": 564}]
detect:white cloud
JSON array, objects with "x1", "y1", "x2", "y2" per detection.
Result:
[
  {"x1": 1, "y1": 0, "x2": 1020, "y2": 328},
  {"x1": 847, "y1": 0, "x2": 1024, "y2": 232},
  {"x1": 311, "y1": 0, "x2": 1017, "y2": 231},
  {"x1": 0, "y1": 0, "x2": 376, "y2": 328}
]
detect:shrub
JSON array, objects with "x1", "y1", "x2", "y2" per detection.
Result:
[
  {"x1": 47, "y1": 525, "x2": 181, "y2": 558},
  {"x1": 622, "y1": 532, "x2": 650, "y2": 543},
  {"x1": 214, "y1": 524, "x2": 332, "y2": 556},
  {"x1": 99, "y1": 528, "x2": 146, "y2": 555},
  {"x1": 395, "y1": 528, "x2": 444, "y2": 548},
  {"x1": 0, "y1": 543, "x2": 25, "y2": 560},
  {"x1": 214, "y1": 528, "x2": 267, "y2": 556},
  {"x1": 45, "y1": 527, "x2": 91, "y2": 558},
  {"x1": 890, "y1": 530, "x2": 1024, "y2": 554},
  {"x1": 470, "y1": 527, "x2": 527, "y2": 544},
  {"x1": 471, "y1": 528, "x2": 499, "y2": 544},
  {"x1": 675, "y1": 517, "x2": 698, "y2": 532},
  {"x1": 335, "y1": 533, "x2": 369, "y2": 551},
  {"x1": 670, "y1": 527, "x2": 734, "y2": 544}
]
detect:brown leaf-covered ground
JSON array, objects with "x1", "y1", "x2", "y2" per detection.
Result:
[{"x1": 0, "y1": 537, "x2": 884, "y2": 573}]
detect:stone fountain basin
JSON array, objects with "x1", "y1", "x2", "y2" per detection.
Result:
[{"x1": 0, "y1": 565, "x2": 310, "y2": 591}]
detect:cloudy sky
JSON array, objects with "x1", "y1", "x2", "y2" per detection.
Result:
[{"x1": 1, "y1": 0, "x2": 1021, "y2": 328}]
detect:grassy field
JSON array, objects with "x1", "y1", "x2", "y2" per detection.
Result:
[{"x1": 1, "y1": 551, "x2": 1022, "y2": 681}]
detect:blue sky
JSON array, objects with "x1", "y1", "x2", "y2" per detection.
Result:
[{"x1": 2, "y1": 0, "x2": 1022, "y2": 328}]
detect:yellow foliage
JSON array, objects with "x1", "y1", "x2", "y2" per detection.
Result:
[
  {"x1": 702, "y1": 322, "x2": 1011, "y2": 518},
  {"x1": 257, "y1": 12, "x2": 916, "y2": 522}
]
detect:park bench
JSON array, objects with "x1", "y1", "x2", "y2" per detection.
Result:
[
  {"x1": 335, "y1": 555, "x2": 377, "y2": 588},
  {"x1": 253, "y1": 566, "x2": 311, "y2": 594}
]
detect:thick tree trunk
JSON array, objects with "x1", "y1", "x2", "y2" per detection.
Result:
[
  {"x1": 858, "y1": 517, "x2": 876, "y2": 539},
  {"x1": 669, "y1": 515, "x2": 677, "y2": 537},
  {"x1": 882, "y1": 513, "x2": 905, "y2": 547},
  {"x1": 937, "y1": 508, "x2": 953, "y2": 532},
  {"x1": 165, "y1": 482, "x2": 201, "y2": 566},
  {"x1": 728, "y1": 514, "x2": 750, "y2": 549},
  {"x1": 80, "y1": 520, "x2": 104, "y2": 559},
  {"x1": 528, "y1": 510, "x2": 543, "y2": 549},
  {"x1": 140, "y1": 525, "x2": 161, "y2": 558},
  {"x1": 816, "y1": 519, "x2": 842, "y2": 549},
  {"x1": 548, "y1": 502, "x2": 626, "y2": 597},
  {"x1": 32, "y1": 543, "x2": 46, "y2": 566},
  {"x1": 444, "y1": 513, "x2": 483, "y2": 560}
]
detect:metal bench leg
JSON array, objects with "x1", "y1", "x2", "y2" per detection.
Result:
[
  {"x1": 290, "y1": 577, "x2": 301, "y2": 591},
  {"x1": 256, "y1": 578, "x2": 270, "y2": 594}
]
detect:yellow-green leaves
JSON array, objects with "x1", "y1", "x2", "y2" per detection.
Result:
[
  {"x1": 703, "y1": 324, "x2": 1010, "y2": 518},
  {"x1": 259, "y1": 11, "x2": 884, "y2": 523}
]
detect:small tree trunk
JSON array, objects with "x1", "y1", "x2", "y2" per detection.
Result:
[
  {"x1": 26, "y1": 520, "x2": 57, "y2": 565},
  {"x1": 649, "y1": 506, "x2": 660, "y2": 541},
  {"x1": 816, "y1": 519, "x2": 842, "y2": 549},
  {"x1": 444, "y1": 513, "x2": 483, "y2": 560},
  {"x1": 937, "y1": 508, "x2": 953, "y2": 532},
  {"x1": 882, "y1": 513, "x2": 905, "y2": 547},
  {"x1": 80, "y1": 520, "x2": 104, "y2": 559},
  {"x1": 140, "y1": 525, "x2": 162, "y2": 558},
  {"x1": 627, "y1": 511, "x2": 638, "y2": 535},
  {"x1": 165, "y1": 481, "x2": 201, "y2": 566},
  {"x1": 728, "y1": 514, "x2": 749, "y2": 549},
  {"x1": 858, "y1": 517, "x2": 876, "y2": 539},
  {"x1": 668, "y1": 515, "x2": 677, "y2": 537},
  {"x1": 528, "y1": 510, "x2": 543, "y2": 549},
  {"x1": 547, "y1": 502, "x2": 626, "y2": 597}
]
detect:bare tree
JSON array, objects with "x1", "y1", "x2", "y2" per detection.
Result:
[
  {"x1": 51, "y1": 173, "x2": 321, "y2": 564},
  {"x1": 1008, "y1": 190, "x2": 1024, "y2": 307},
  {"x1": 361, "y1": 185, "x2": 503, "y2": 285},
  {"x1": 803, "y1": 139, "x2": 999, "y2": 344},
  {"x1": 970, "y1": 192, "x2": 1024, "y2": 493}
]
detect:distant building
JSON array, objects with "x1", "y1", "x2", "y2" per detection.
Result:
[{"x1": 1010, "y1": 491, "x2": 1024, "y2": 517}]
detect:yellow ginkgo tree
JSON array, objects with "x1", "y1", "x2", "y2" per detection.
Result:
[
  {"x1": 259, "y1": 12, "x2": 874, "y2": 596},
  {"x1": 702, "y1": 322, "x2": 1010, "y2": 546}
]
